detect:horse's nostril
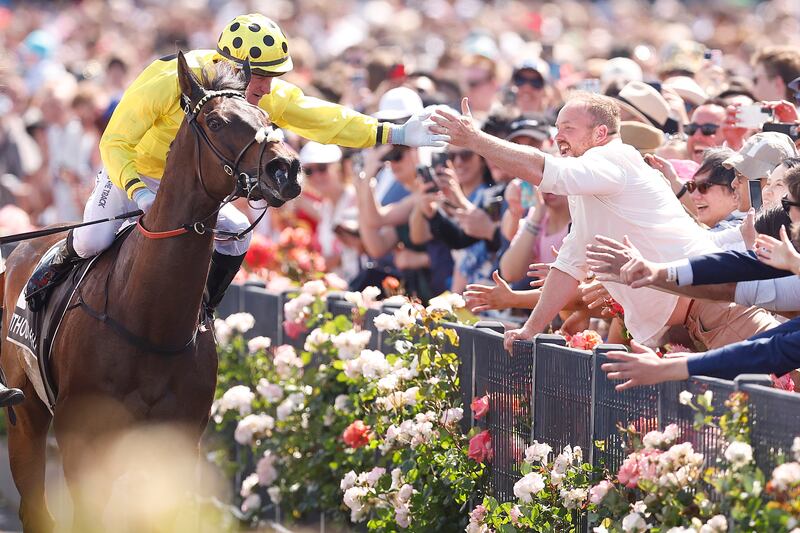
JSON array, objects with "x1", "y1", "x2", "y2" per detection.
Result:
[{"x1": 280, "y1": 181, "x2": 301, "y2": 200}]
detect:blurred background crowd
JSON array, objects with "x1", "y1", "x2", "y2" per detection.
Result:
[{"x1": 4, "y1": 0, "x2": 800, "y2": 345}]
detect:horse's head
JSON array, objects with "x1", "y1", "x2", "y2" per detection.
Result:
[{"x1": 176, "y1": 51, "x2": 301, "y2": 207}]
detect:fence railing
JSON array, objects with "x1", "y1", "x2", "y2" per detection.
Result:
[{"x1": 218, "y1": 284, "x2": 800, "y2": 509}]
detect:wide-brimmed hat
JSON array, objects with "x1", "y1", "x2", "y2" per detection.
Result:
[
  {"x1": 615, "y1": 81, "x2": 679, "y2": 134},
  {"x1": 620, "y1": 121, "x2": 664, "y2": 154},
  {"x1": 299, "y1": 142, "x2": 342, "y2": 165}
]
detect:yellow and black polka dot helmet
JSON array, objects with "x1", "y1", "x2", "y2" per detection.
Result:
[{"x1": 215, "y1": 14, "x2": 293, "y2": 74}]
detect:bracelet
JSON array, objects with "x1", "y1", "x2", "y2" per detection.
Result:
[
  {"x1": 676, "y1": 184, "x2": 687, "y2": 199},
  {"x1": 524, "y1": 220, "x2": 542, "y2": 236},
  {"x1": 665, "y1": 265, "x2": 677, "y2": 283}
]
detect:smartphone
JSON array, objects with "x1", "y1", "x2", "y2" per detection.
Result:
[
  {"x1": 519, "y1": 180, "x2": 536, "y2": 210},
  {"x1": 748, "y1": 179, "x2": 763, "y2": 211},
  {"x1": 762, "y1": 122, "x2": 800, "y2": 141},
  {"x1": 484, "y1": 195, "x2": 504, "y2": 222},
  {"x1": 417, "y1": 165, "x2": 439, "y2": 192},
  {"x1": 736, "y1": 104, "x2": 774, "y2": 129}
]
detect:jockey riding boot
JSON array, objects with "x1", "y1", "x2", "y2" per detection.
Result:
[
  {"x1": 25, "y1": 231, "x2": 81, "y2": 312},
  {"x1": 0, "y1": 384, "x2": 24, "y2": 407},
  {"x1": 204, "y1": 251, "x2": 246, "y2": 319}
]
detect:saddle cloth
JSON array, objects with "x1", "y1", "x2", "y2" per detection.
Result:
[{"x1": 5, "y1": 225, "x2": 135, "y2": 412}]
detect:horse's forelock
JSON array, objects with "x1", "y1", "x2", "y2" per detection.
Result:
[{"x1": 200, "y1": 61, "x2": 247, "y2": 92}]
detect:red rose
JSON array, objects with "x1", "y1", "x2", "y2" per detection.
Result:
[
  {"x1": 471, "y1": 394, "x2": 490, "y2": 420},
  {"x1": 468, "y1": 430, "x2": 493, "y2": 464},
  {"x1": 283, "y1": 320, "x2": 307, "y2": 339},
  {"x1": 342, "y1": 420, "x2": 371, "y2": 449}
]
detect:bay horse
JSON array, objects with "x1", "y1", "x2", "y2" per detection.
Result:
[{"x1": 0, "y1": 52, "x2": 300, "y2": 532}]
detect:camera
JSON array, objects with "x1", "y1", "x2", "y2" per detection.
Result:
[
  {"x1": 762, "y1": 122, "x2": 800, "y2": 141},
  {"x1": 417, "y1": 165, "x2": 439, "y2": 192}
]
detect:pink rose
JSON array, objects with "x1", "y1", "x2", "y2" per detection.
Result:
[
  {"x1": 469, "y1": 430, "x2": 493, "y2": 464},
  {"x1": 589, "y1": 480, "x2": 613, "y2": 504},
  {"x1": 771, "y1": 372, "x2": 796, "y2": 391},
  {"x1": 471, "y1": 394, "x2": 490, "y2": 420}
]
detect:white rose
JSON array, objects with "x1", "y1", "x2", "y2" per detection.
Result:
[
  {"x1": 340, "y1": 471, "x2": 358, "y2": 491},
  {"x1": 213, "y1": 318, "x2": 233, "y2": 344},
  {"x1": 373, "y1": 313, "x2": 401, "y2": 332},
  {"x1": 403, "y1": 386, "x2": 419, "y2": 406},
  {"x1": 679, "y1": 390, "x2": 693, "y2": 405},
  {"x1": 234, "y1": 413, "x2": 275, "y2": 445},
  {"x1": 256, "y1": 450, "x2": 278, "y2": 486},
  {"x1": 770, "y1": 462, "x2": 800, "y2": 491},
  {"x1": 724, "y1": 441, "x2": 753, "y2": 469},
  {"x1": 699, "y1": 515, "x2": 727, "y2": 533},
  {"x1": 440, "y1": 407, "x2": 464, "y2": 426},
  {"x1": 217, "y1": 385, "x2": 255, "y2": 417},
  {"x1": 304, "y1": 328, "x2": 331, "y2": 351},
  {"x1": 394, "y1": 340, "x2": 413, "y2": 354},
  {"x1": 395, "y1": 503, "x2": 411, "y2": 528},
  {"x1": 377, "y1": 373, "x2": 400, "y2": 392},
  {"x1": 256, "y1": 379, "x2": 283, "y2": 403},
  {"x1": 241, "y1": 493, "x2": 261, "y2": 513},
  {"x1": 344, "y1": 291, "x2": 365, "y2": 308},
  {"x1": 359, "y1": 350, "x2": 391, "y2": 380},
  {"x1": 524, "y1": 441, "x2": 553, "y2": 463},
  {"x1": 240, "y1": 472, "x2": 259, "y2": 497},
  {"x1": 362, "y1": 286, "x2": 382, "y2": 305},
  {"x1": 344, "y1": 358, "x2": 363, "y2": 380},
  {"x1": 394, "y1": 303, "x2": 420, "y2": 327},
  {"x1": 266, "y1": 486, "x2": 282, "y2": 504},
  {"x1": 513, "y1": 472, "x2": 545, "y2": 502},
  {"x1": 621, "y1": 513, "x2": 647, "y2": 532},
  {"x1": 397, "y1": 483, "x2": 414, "y2": 502},
  {"x1": 793, "y1": 436, "x2": 800, "y2": 462},
  {"x1": 247, "y1": 336, "x2": 272, "y2": 353},
  {"x1": 225, "y1": 312, "x2": 256, "y2": 333},
  {"x1": 365, "y1": 467, "x2": 386, "y2": 487},
  {"x1": 702, "y1": 390, "x2": 713, "y2": 404},
  {"x1": 301, "y1": 279, "x2": 327, "y2": 297}
]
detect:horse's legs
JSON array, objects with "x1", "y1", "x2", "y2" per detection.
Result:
[{"x1": 7, "y1": 375, "x2": 54, "y2": 533}]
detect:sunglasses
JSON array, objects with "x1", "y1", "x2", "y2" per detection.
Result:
[
  {"x1": 512, "y1": 73, "x2": 545, "y2": 89},
  {"x1": 448, "y1": 150, "x2": 475, "y2": 162},
  {"x1": 684, "y1": 122, "x2": 720, "y2": 136},
  {"x1": 685, "y1": 180, "x2": 725, "y2": 194},
  {"x1": 781, "y1": 195, "x2": 800, "y2": 212},
  {"x1": 304, "y1": 164, "x2": 330, "y2": 175}
]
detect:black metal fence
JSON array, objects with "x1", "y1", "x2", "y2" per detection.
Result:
[{"x1": 218, "y1": 285, "x2": 800, "y2": 511}]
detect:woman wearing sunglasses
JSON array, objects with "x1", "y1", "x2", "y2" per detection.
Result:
[{"x1": 686, "y1": 148, "x2": 740, "y2": 230}]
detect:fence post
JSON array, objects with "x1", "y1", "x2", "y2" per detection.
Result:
[
  {"x1": 590, "y1": 344, "x2": 627, "y2": 467},
  {"x1": 531, "y1": 335, "x2": 566, "y2": 445}
]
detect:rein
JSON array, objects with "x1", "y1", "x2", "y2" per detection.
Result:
[{"x1": 137, "y1": 89, "x2": 275, "y2": 242}]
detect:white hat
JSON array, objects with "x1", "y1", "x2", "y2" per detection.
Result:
[
  {"x1": 373, "y1": 87, "x2": 424, "y2": 122},
  {"x1": 663, "y1": 76, "x2": 708, "y2": 107},
  {"x1": 615, "y1": 81, "x2": 679, "y2": 134},
  {"x1": 299, "y1": 142, "x2": 342, "y2": 165},
  {"x1": 601, "y1": 57, "x2": 643, "y2": 87}
]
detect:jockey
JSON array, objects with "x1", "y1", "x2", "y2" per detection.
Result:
[{"x1": 24, "y1": 13, "x2": 445, "y2": 316}]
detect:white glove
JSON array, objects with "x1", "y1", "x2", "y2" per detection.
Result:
[
  {"x1": 133, "y1": 188, "x2": 156, "y2": 213},
  {"x1": 390, "y1": 112, "x2": 450, "y2": 148}
]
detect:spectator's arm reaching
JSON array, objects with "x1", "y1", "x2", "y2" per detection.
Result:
[
  {"x1": 500, "y1": 207, "x2": 543, "y2": 282},
  {"x1": 431, "y1": 99, "x2": 546, "y2": 186},
  {"x1": 409, "y1": 199, "x2": 435, "y2": 245},
  {"x1": 355, "y1": 169, "x2": 400, "y2": 258},
  {"x1": 735, "y1": 276, "x2": 800, "y2": 312},
  {"x1": 427, "y1": 209, "x2": 480, "y2": 249},
  {"x1": 601, "y1": 317, "x2": 800, "y2": 389}
]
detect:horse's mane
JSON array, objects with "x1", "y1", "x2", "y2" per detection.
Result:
[{"x1": 201, "y1": 61, "x2": 247, "y2": 92}]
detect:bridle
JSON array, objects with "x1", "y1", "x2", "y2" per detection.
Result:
[{"x1": 137, "y1": 89, "x2": 293, "y2": 240}]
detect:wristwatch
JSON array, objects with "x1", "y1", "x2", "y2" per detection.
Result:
[{"x1": 676, "y1": 184, "x2": 687, "y2": 199}]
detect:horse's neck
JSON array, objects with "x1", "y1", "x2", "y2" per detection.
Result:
[{"x1": 120, "y1": 130, "x2": 220, "y2": 343}]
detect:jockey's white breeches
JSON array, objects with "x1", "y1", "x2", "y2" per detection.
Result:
[{"x1": 72, "y1": 169, "x2": 252, "y2": 258}]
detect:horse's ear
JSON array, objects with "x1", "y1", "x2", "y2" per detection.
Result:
[
  {"x1": 241, "y1": 58, "x2": 252, "y2": 87},
  {"x1": 176, "y1": 51, "x2": 204, "y2": 108}
]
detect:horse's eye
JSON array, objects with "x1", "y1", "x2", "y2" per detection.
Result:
[{"x1": 207, "y1": 118, "x2": 222, "y2": 131}]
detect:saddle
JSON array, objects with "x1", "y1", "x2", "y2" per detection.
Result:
[{"x1": 6, "y1": 226, "x2": 135, "y2": 411}]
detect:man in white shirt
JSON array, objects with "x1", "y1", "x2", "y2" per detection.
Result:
[{"x1": 432, "y1": 93, "x2": 778, "y2": 350}]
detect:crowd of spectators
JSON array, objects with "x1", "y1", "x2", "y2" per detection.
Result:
[{"x1": 5, "y1": 0, "x2": 800, "y2": 388}]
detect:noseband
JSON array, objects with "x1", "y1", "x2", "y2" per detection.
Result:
[{"x1": 137, "y1": 90, "x2": 279, "y2": 240}]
